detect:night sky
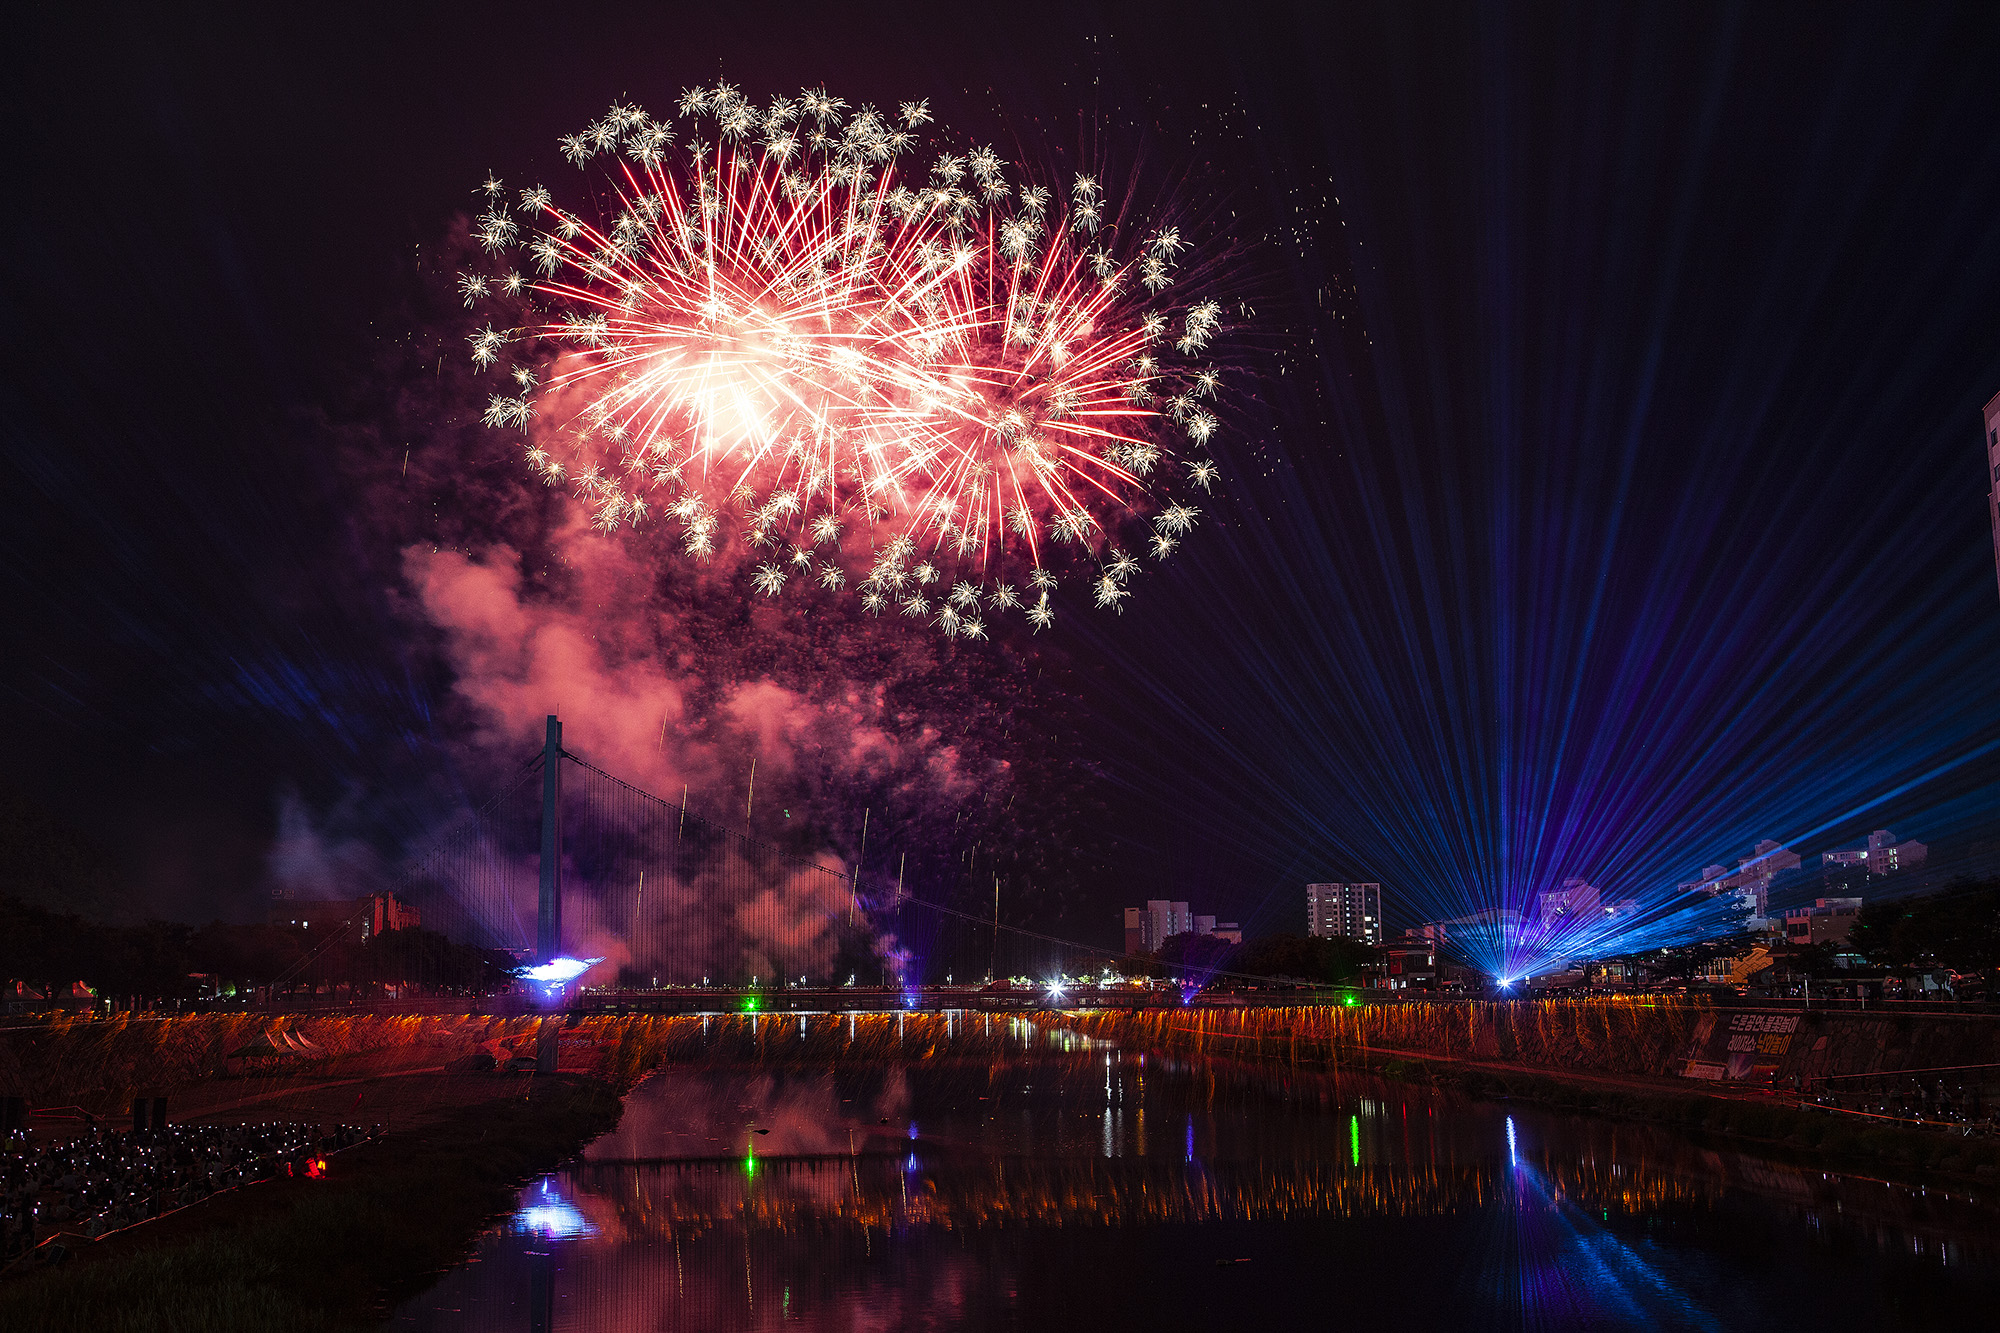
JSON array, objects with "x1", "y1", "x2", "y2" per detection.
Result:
[{"x1": 6, "y1": 3, "x2": 1999, "y2": 950}]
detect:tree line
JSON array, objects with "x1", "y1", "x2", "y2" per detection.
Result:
[
  {"x1": 0, "y1": 896, "x2": 515, "y2": 1003},
  {"x1": 1848, "y1": 877, "x2": 2000, "y2": 972},
  {"x1": 1138, "y1": 931, "x2": 1380, "y2": 986}
]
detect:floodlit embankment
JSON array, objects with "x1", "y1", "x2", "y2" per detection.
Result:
[
  {"x1": 1038, "y1": 1001, "x2": 2000, "y2": 1182},
  {"x1": 0, "y1": 1010, "x2": 1058, "y2": 1112},
  {"x1": 1049, "y1": 998, "x2": 1705, "y2": 1074},
  {"x1": 0, "y1": 1014, "x2": 530, "y2": 1109},
  {"x1": 1044, "y1": 1001, "x2": 2000, "y2": 1088},
  {"x1": 8, "y1": 1001, "x2": 1992, "y2": 1114}
]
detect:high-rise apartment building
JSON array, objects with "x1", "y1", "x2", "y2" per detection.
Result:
[
  {"x1": 1122, "y1": 900, "x2": 1191, "y2": 954},
  {"x1": 1821, "y1": 829, "x2": 1927, "y2": 876},
  {"x1": 1306, "y1": 883, "x2": 1383, "y2": 945},
  {"x1": 1120, "y1": 903, "x2": 1241, "y2": 953},
  {"x1": 1985, "y1": 391, "x2": 2000, "y2": 603}
]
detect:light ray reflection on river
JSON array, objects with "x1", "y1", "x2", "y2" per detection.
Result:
[{"x1": 395, "y1": 1022, "x2": 2000, "y2": 1331}]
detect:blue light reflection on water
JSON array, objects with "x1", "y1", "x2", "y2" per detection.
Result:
[
  {"x1": 401, "y1": 1052, "x2": 2000, "y2": 1331},
  {"x1": 511, "y1": 1176, "x2": 595, "y2": 1241},
  {"x1": 1493, "y1": 1115, "x2": 1721, "y2": 1330}
]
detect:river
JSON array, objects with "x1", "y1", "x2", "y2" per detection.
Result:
[{"x1": 392, "y1": 1019, "x2": 2000, "y2": 1330}]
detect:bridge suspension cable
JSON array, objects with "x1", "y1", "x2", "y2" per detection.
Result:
[{"x1": 400, "y1": 729, "x2": 1261, "y2": 988}]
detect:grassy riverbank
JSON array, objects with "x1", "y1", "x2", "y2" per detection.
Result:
[{"x1": 0, "y1": 1073, "x2": 622, "y2": 1333}]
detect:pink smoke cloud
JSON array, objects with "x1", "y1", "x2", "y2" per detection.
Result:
[{"x1": 395, "y1": 502, "x2": 995, "y2": 981}]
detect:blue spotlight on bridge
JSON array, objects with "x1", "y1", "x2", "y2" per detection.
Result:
[
  {"x1": 517, "y1": 956, "x2": 604, "y2": 985},
  {"x1": 513, "y1": 1177, "x2": 595, "y2": 1239},
  {"x1": 515, "y1": 956, "x2": 604, "y2": 1002}
]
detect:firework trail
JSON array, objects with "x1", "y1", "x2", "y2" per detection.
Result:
[{"x1": 459, "y1": 83, "x2": 1234, "y2": 637}]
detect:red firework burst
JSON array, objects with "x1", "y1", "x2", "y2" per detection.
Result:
[{"x1": 462, "y1": 85, "x2": 1229, "y2": 636}]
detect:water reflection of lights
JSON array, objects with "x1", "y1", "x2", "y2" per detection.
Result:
[
  {"x1": 539, "y1": 1153, "x2": 1718, "y2": 1242},
  {"x1": 409, "y1": 1132, "x2": 2000, "y2": 1333},
  {"x1": 414, "y1": 1038, "x2": 2000, "y2": 1333},
  {"x1": 490, "y1": 1014, "x2": 1997, "y2": 1274},
  {"x1": 1498, "y1": 1150, "x2": 1716, "y2": 1329},
  {"x1": 514, "y1": 1177, "x2": 597, "y2": 1239},
  {"x1": 467, "y1": 1144, "x2": 1995, "y2": 1319}
]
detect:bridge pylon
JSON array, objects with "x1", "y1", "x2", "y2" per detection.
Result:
[{"x1": 537, "y1": 714, "x2": 562, "y2": 963}]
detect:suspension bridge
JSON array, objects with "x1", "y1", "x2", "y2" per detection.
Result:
[{"x1": 395, "y1": 717, "x2": 1167, "y2": 1010}]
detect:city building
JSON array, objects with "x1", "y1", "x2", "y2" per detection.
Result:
[
  {"x1": 268, "y1": 891, "x2": 421, "y2": 941},
  {"x1": 1676, "y1": 839, "x2": 1800, "y2": 925},
  {"x1": 1120, "y1": 902, "x2": 1239, "y2": 952},
  {"x1": 1532, "y1": 878, "x2": 1600, "y2": 927},
  {"x1": 1732, "y1": 841, "x2": 1800, "y2": 922},
  {"x1": 1306, "y1": 882, "x2": 1383, "y2": 945},
  {"x1": 1122, "y1": 900, "x2": 1190, "y2": 954},
  {"x1": 1821, "y1": 829, "x2": 1927, "y2": 877},
  {"x1": 1784, "y1": 897, "x2": 1864, "y2": 946},
  {"x1": 1410, "y1": 907, "x2": 1522, "y2": 944},
  {"x1": 1377, "y1": 938, "x2": 1437, "y2": 990},
  {"x1": 1986, "y1": 389, "x2": 2000, "y2": 603},
  {"x1": 1676, "y1": 864, "x2": 1732, "y2": 897}
]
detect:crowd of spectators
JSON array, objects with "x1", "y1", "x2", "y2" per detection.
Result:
[{"x1": 2, "y1": 1120, "x2": 369, "y2": 1265}]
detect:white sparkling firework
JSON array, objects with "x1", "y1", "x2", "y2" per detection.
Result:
[{"x1": 460, "y1": 84, "x2": 1238, "y2": 636}]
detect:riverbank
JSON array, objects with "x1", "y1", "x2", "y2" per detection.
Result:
[
  {"x1": 0, "y1": 1073, "x2": 622, "y2": 1333},
  {"x1": 1040, "y1": 1003, "x2": 2000, "y2": 1187},
  {"x1": 1342, "y1": 1048, "x2": 2000, "y2": 1185}
]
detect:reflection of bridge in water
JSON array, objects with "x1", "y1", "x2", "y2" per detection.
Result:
[
  {"x1": 401, "y1": 716, "x2": 1130, "y2": 990},
  {"x1": 411, "y1": 1050, "x2": 2000, "y2": 1333},
  {"x1": 553, "y1": 1154, "x2": 1709, "y2": 1235}
]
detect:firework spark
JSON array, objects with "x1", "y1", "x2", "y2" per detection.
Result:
[{"x1": 460, "y1": 85, "x2": 1233, "y2": 635}]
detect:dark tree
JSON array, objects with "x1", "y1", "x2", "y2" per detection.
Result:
[
  {"x1": 1849, "y1": 878, "x2": 2000, "y2": 971},
  {"x1": 1154, "y1": 931, "x2": 1235, "y2": 974},
  {"x1": 1226, "y1": 933, "x2": 1376, "y2": 986}
]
